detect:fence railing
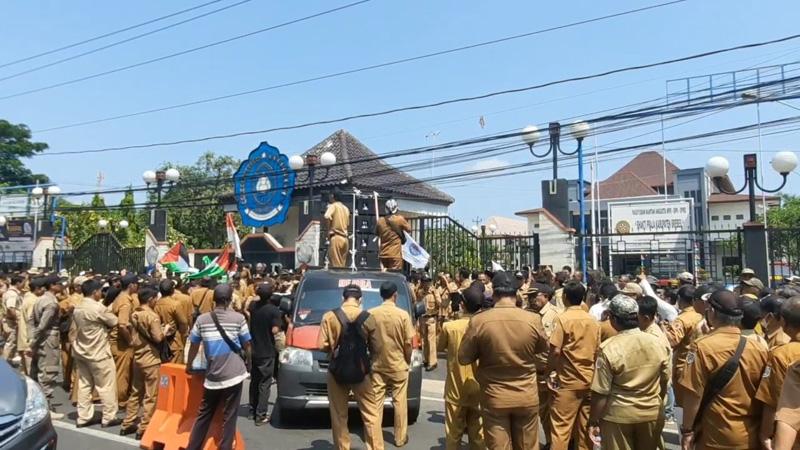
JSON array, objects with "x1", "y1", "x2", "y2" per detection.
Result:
[{"x1": 407, "y1": 216, "x2": 539, "y2": 274}]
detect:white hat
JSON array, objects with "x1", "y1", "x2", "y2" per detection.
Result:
[{"x1": 677, "y1": 272, "x2": 694, "y2": 282}]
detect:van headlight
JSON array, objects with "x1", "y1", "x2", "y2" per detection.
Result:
[
  {"x1": 21, "y1": 377, "x2": 48, "y2": 430},
  {"x1": 410, "y1": 349, "x2": 424, "y2": 369},
  {"x1": 280, "y1": 347, "x2": 313, "y2": 368}
]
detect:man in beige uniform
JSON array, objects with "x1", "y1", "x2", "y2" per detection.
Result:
[
  {"x1": 58, "y1": 276, "x2": 84, "y2": 392},
  {"x1": 317, "y1": 284, "x2": 380, "y2": 450},
  {"x1": 459, "y1": 272, "x2": 549, "y2": 450},
  {"x1": 17, "y1": 282, "x2": 38, "y2": 375},
  {"x1": 190, "y1": 277, "x2": 215, "y2": 321},
  {"x1": 548, "y1": 281, "x2": 600, "y2": 450},
  {"x1": 2, "y1": 276, "x2": 23, "y2": 362},
  {"x1": 155, "y1": 279, "x2": 188, "y2": 364},
  {"x1": 324, "y1": 191, "x2": 350, "y2": 268},
  {"x1": 525, "y1": 283, "x2": 558, "y2": 448},
  {"x1": 110, "y1": 273, "x2": 139, "y2": 405},
  {"x1": 121, "y1": 286, "x2": 170, "y2": 439},
  {"x1": 661, "y1": 285, "x2": 703, "y2": 407},
  {"x1": 774, "y1": 361, "x2": 800, "y2": 449},
  {"x1": 72, "y1": 279, "x2": 120, "y2": 428},
  {"x1": 756, "y1": 296, "x2": 800, "y2": 449},
  {"x1": 418, "y1": 274, "x2": 440, "y2": 371},
  {"x1": 679, "y1": 289, "x2": 769, "y2": 450},
  {"x1": 375, "y1": 198, "x2": 411, "y2": 271},
  {"x1": 367, "y1": 281, "x2": 416, "y2": 448},
  {"x1": 29, "y1": 276, "x2": 64, "y2": 419},
  {"x1": 589, "y1": 295, "x2": 670, "y2": 449},
  {"x1": 762, "y1": 295, "x2": 791, "y2": 350},
  {"x1": 438, "y1": 286, "x2": 485, "y2": 450}
]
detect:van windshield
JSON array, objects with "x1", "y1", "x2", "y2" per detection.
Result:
[{"x1": 293, "y1": 276, "x2": 411, "y2": 326}]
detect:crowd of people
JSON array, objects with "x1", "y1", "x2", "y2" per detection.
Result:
[{"x1": 4, "y1": 261, "x2": 800, "y2": 449}]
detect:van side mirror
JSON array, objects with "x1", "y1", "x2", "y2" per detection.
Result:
[
  {"x1": 279, "y1": 296, "x2": 293, "y2": 314},
  {"x1": 414, "y1": 302, "x2": 426, "y2": 319}
]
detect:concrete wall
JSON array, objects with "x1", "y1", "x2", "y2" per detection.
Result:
[
  {"x1": 267, "y1": 204, "x2": 300, "y2": 248},
  {"x1": 523, "y1": 214, "x2": 575, "y2": 269},
  {"x1": 708, "y1": 201, "x2": 775, "y2": 230}
]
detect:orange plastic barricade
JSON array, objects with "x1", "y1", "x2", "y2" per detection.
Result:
[{"x1": 140, "y1": 364, "x2": 245, "y2": 450}]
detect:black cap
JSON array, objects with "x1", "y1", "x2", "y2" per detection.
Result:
[
  {"x1": 492, "y1": 271, "x2": 517, "y2": 295},
  {"x1": 343, "y1": 284, "x2": 362, "y2": 299},
  {"x1": 708, "y1": 289, "x2": 743, "y2": 317},
  {"x1": 256, "y1": 280, "x2": 275, "y2": 298},
  {"x1": 420, "y1": 273, "x2": 432, "y2": 282},
  {"x1": 121, "y1": 273, "x2": 140, "y2": 288}
]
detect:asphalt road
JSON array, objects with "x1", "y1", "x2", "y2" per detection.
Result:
[{"x1": 46, "y1": 356, "x2": 682, "y2": 450}]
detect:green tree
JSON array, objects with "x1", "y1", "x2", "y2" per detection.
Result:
[
  {"x1": 767, "y1": 195, "x2": 800, "y2": 228},
  {"x1": 0, "y1": 120, "x2": 49, "y2": 187},
  {"x1": 160, "y1": 152, "x2": 241, "y2": 249},
  {"x1": 58, "y1": 191, "x2": 148, "y2": 248},
  {"x1": 423, "y1": 225, "x2": 481, "y2": 274},
  {"x1": 767, "y1": 195, "x2": 800, "y2": 272}
]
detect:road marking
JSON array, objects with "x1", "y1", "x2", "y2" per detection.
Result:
[
  {"x1": 421, "y1": 395, "x2": 444, "y2": 403},
  {"x1": 52, "y1": 420, "x2": 139, "y2": 447}
]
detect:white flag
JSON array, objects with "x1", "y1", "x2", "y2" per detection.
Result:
[
  {"x1": 226, "y1": 213, "x2": 242, "y2": 259},
  {"x1": 491, "y1": 261, "x2": 505, "y2": 272},
  {"x1": 401, "y1": 232, "x2": 430, "y2": 269}
]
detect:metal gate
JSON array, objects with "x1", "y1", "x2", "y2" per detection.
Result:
[
  {"x1": 47, "y1": 233, "x2": 145, "y2": 274},
  {"x1": 407, "y1": 216, "x2": 539, "y2": 274}
]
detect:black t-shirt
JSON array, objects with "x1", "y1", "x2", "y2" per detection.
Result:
[{"x1": 248, "y1": 301, "x2": 282, "y2": 360}]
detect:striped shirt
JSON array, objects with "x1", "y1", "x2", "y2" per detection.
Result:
[{"x1": 190, "y1": 307, "x2": 252, "y2": 389}]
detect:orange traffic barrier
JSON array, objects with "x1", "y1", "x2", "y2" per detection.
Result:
[{"x1": 140, "y1": 363, "x2": 245, "y2": 450}]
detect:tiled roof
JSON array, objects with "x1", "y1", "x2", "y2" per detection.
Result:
[
  {"x1": 613, "y1": 151, "x2": 678, "y2": 188},
  {"x1": 297, "y1": 130, "x2": 454, "y2": 204},
  {"x1": 708, "y1": 193, "x2": 780, "y2": 204},
  {"x1": 591, "y1": 171, "x2": 658, "y2": 200},
  {"x1": 485, "y1": 216, "x2": 528, "y2": 236}
]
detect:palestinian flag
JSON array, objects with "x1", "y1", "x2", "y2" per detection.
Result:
[
  {"x1": 159, "y1": 242, "x2": 191, "y2": 273},
  {"x1": 187, "y1": 244, "x2": 235, "y2": 280}
]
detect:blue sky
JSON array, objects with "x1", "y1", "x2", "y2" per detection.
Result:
[{"x1": 3, "y1": 0, "x2": 800, "y2": 226}]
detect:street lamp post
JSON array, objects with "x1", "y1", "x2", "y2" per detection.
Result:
[
  {"x1": 30, "y1": 185, "x2": 60, "y2": 244},
  {"x1": 98, "y1": 219, "x2": 129, "y2": 233},
  {"x1": 143, "y1": 168, "x2": 180, "y2": 242},
  {"x1": 522, "y1": 121, "x2": 591, "y2": 278},
  {"x1": 289, "y1": 151, "x2": 337, "y2": 220},
  {"x1": 706, "y1": 151, "x2": 798, "y2": 281}
]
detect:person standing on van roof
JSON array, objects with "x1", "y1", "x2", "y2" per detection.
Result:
[
  {"x1": 317, "y1": 284, "x2": 381, "y2": 450},
  {"x1": 366, "y1": 281, "x2": 416, "y2": 449},
  {"x1": 375, "y1": 198, "x2": 411, "y2": 271},
  {"x1": 324, "y1": 191, "x2": 350, "y2": 268}
]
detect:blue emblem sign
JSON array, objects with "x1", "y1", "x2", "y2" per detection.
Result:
[{"x1": 234, "y1": 142, "x2": 296, "y2": 227}]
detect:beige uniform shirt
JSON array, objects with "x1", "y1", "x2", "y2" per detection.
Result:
[
  {"x1": 592, "y1": 328, "x2": 671, "y2": 423},
  {"x1": 130, "y1": 306, "x2": 164, "y2": 369},
  {"x1": 324, "y1": 201, "x2": 350, "y2": 237},
  {"x1": 756, "y1": 341, "x2": 800, "y2": 408},
  {"x1": 776, "y1": 361, "x2": 800, "y2": 436},
  {"x1": 72, "y1": 297, "x2": 117, "y2": 362},
  {"x1": 678, "y1": 326, "x2": 768, "y2": 450},
  {"x1": 437, "y1": 315, "x2": 480, "y2": 407},
  {"x1": 3, "y1": 287, "x2": 21, "y2": 330},
  {"x1": 767, "y1": 328, "x2": 791, "y2": 350},
  {"x1": 368, "y1": 300, "x2": 415, "y2": 374},
  {"x1": 110, "y1": 291, "x2": 135, "y2": 351},
  {"x1": 317, "y1": 299, "x2": 379, "y2": 358},
  {"x1": 531, "y1": 302, "x2": 558, "y2": 376},
  {"x1": 458, "y1": 299, "x2": 548, "y2": 409},
  {"x1": 17, "y1": 292, "x2": 38, "y2": 351},
  {"x1": 549, "y1": 306, "x2": 600, "y2": 390},
  {"x1": 663, "y1": 306, "x2": 704, "y2": 383},
  {"x1": 155, "y1": 295, "x2": 189, "y2": 355},
  {"x1": 190, "y1": 287, "x2": 214, "y2": 317},
  {"x1": 375, "y1": 215, "x2": 411, "y2": 259}
]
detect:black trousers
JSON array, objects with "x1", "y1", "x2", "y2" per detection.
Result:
[
  {"x1": 249, "y1": 357, "x2": 275, "y2": 419},
  {"x1": 187, "y1": 382, "x2": 243, "y2": 450}
]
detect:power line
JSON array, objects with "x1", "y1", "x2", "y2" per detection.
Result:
[
  {"x1": 0, "y1": 0, "x2": 373, "y2": 101},
  {"x1": 0, "y1": 0, "x2": 228, "y2": 70},
  {"x1": 0, "y1": 0, "x2": 253, "y2": 83},
  {"x1": 34, "y1": 32, "x2": 800, "y2": 157},
  {"x1": 32, "y1": 0, "x2": 688, "y2": 133}
]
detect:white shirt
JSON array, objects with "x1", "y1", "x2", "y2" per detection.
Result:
[{"x1": 639, "y1": 280, "x2": 678, "y2": 322}]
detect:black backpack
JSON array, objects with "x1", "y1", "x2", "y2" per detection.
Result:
[{"x1": 328, "y1": 309, "x2": 371, "y2": 385}]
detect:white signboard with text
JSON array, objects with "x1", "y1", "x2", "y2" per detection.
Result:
[{"x1": 608, "y1": 199, "x2": 693, "y2": 252}]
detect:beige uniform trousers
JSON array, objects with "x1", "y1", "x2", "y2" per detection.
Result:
[
  {"x1": 122, "y1": 362, "x2": 160, "y2": 433},
  {"x1": 3, "y1": 327, "x2": 18, "y2": 360},
  {"x1": 329, "y1": 235, "x2": 349, "y2": 268},
  {"x1": 482, "y1": 405, "x2": 539, "y2": 450},
  {"x1": 600, "y1": 420, "x2": 662, "y2": 450},
  {"x1": 538, "y1": 383, "x2": 552, "y2": 445},
  {"x1": 75, "y1": 356, "x2": 119, "y2": 425},
  {"x1": 380, "y1": 257, "x2": 403, "y2": 271},
  {"x1": 370, "y1": 371, "x2": 409, "y2": 449},
  {"x1": 112, "y1": 346, "x2": 133, "y2": 405},
  {"x1": 445, "y1": 401, "x2": 485, "y2": 450},
  {"x1": 326, "y1": 373, "x2": 379, "y2": 450},
  {"x1": 550, "y1": 388, "x2": 592, "y2": 450},
  {"x1": 422, "y1": 317, "x2": 437, "y2": 367}
]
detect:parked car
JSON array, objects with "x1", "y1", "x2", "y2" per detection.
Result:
[
  {"x1": 0, "y1": 359, "x2": 57, "y2": 449},
  {"x1": 276, "y1": 269, "x2": 424, "y2": 423}
]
